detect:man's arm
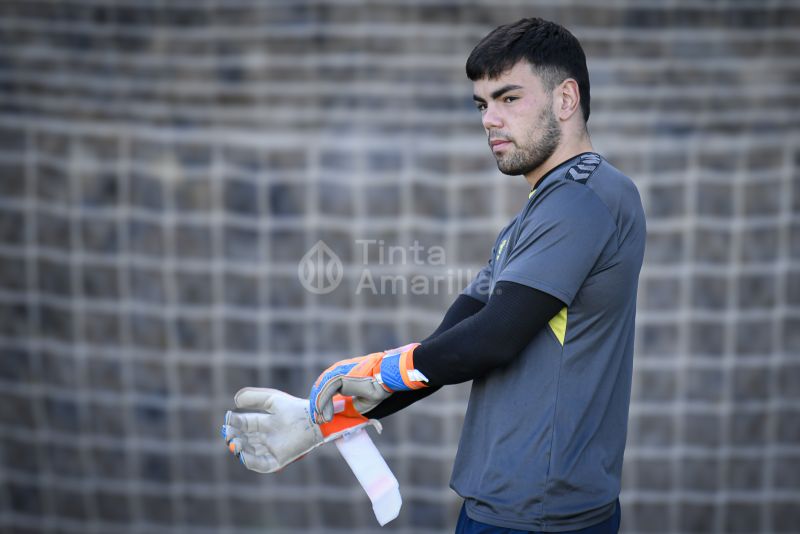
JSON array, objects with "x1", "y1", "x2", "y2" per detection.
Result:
[
  {"x1": 363, "y1": 282, "x2": 563, "y2": 418},
  {"x1": 311, "y1": 281, "x2": 563, "y2": 422},
  {"x1": 363, "y1": 293, "x2": 485, "y2": 419},
  {"x1": 411, "y1": 281, "x2": 564, "y2": 385},
  {"x1": 421, "y1": 293, "x2": 487, "y2": 343}
]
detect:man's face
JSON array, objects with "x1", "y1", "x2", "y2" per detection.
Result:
[{"x1": 472, "y1": 61, "x2": 561, "y2": 177}]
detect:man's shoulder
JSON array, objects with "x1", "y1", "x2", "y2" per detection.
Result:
[
  {"x1": 564, "y1": 152, "x2": 604, "y2": 184},
  {"x1": 588, "y1": 157, "x2": 646, "y2": 223},
  {"x1": 593, "y1": 156, "x2": 642, "y2": 195},
  {"x1": 540, "y1": 152, "x2": 644, "y2": 226},
  {"x1": 545, "y1": 152, "x2": 637, "y2": 193}
]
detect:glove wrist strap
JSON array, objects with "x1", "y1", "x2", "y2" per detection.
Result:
[
  {"x1": 377, "y1": 343, "x2": 427, "y2": 391},
  {"x1": 319, "y1": 395, "x2": 369, "y2": 438}
]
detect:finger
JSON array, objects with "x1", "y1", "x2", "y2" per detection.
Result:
[
  {"x1": 226, "y1": 411, "x2": 272, "y2": 433},
  {"x1": 234, "y1": 387, "x2": 280, "y2": 411},
  {"x1": 232, "y1": 436, "x2": 261, "y2": 457},
  {"x1": 351, "y1": 397, "x2": 379, "y2": 415},
  {"x1": 339, "y1": 378, "x2": 389, "y2": 401},
  {"x1": 222, "y1": 411, "x2": 245, "y2": 439},
  {"x1": 227, "y1": 438, "x2": 243, "y2": 455},
  {"x1": 225, "y1": 411, "x2": 248, "y2": 431},
  {"x1": 222, "y1": 410, "x2": 241, "y2": 437},
  {"x1": 238, "y1": 450, "x2": 280, "y2": 474},
  {"x1": 220, "y1": 423, "x2": 241, "y2": 444},
  {"x1": 228, "y1": 436, "x2": 272, "y2": 456},
  {"x1": 322, "y1": 401, "x2": 333, "y2": 423},
  {"x1": 228, "y1": 436, "x2": 265, "y2": 461},
  {"x1": 313, "y1": 379, "x2": 342, "y2": 423}
]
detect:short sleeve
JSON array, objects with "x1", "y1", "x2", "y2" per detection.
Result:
[
  {"x1": 496, "y1": 183, "x2": 616, "y2": 306},
  {"x1": 462, "y1": 258, "x2": 493, "y2": 304}
]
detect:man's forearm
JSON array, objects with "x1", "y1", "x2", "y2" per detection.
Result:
[
  {"x1": 422, "y1": 293, "x2": 486, "y2": 342},
  {"x1": 364, "y1": 283, "x2": 563, "y2": 418},
  {"x1": 362, "y1": 385, "x2": 442, "y2": 419},
  {"x1": 363, "y1": 294, "x2": 485, "y2": 419},
  {"x1": 412, "y1": 281, "x2": 565, "y2": 386}
]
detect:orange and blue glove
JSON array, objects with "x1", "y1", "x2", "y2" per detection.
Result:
[
  {"x1": 309, "y1": 343, "x2": 428, "y2": 424},
  {"x1": 221, "y1": 387, "x2": 380, "y2": 473}
]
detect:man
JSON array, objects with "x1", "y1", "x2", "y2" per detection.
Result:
[{"x1": 223, "y1": 18, "x2": 645, "y2": 533}]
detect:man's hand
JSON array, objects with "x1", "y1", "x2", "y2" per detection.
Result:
[
  {"x1": 221, "y1": 387, "x2": 380, "y2": 473},
  {"x1": 309, "y1": 343, "x2": 428, "y2": 424}
]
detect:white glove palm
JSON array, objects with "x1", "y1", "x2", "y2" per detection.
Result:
[{"x1": 221, "y1": 387, "x2": 381, "y2": 474}]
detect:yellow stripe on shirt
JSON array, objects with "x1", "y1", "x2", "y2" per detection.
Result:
[{"x1": 549, "y1": 306, "x2": 567, "y2": 345}]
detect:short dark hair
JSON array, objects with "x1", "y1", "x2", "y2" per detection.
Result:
[{"x1": 466, "y1": 18, "x2": 591, "y2": 123}]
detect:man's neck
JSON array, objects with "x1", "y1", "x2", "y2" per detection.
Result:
[{"x1": 524, "y1": 137, "x2": 594, "y2": 190}]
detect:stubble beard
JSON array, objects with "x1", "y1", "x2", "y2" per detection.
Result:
[{"x1": 495, "y1": 105, "x2": 561, "y2": 177}]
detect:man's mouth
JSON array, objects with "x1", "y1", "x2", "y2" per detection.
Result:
[{"x1": 490, "y1": 139, "x2": 512, "y2": 151}]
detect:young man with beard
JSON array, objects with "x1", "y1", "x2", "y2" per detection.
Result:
[{"x1": 223, "y1": 17, "x2": 646, "y2": 533}]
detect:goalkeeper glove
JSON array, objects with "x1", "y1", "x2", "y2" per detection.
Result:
[
  {"x1": 221, "y1": 387, "x2": 380, "y2": 473},
  {"x1": 309, "y1": 343, "x2": 428, "y2": 424}
]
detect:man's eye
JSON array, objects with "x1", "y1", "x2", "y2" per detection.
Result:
[
  {"x1": 475, "y1": 103, "x2": 486, "y2": 111},
  {"x1": 503, "y1": 96, "x2": 518, "y2": 103}
]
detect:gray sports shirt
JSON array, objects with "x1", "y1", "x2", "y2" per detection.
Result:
[{"x1": 454, "y1": 152, "x2": 646, "y2": 531}]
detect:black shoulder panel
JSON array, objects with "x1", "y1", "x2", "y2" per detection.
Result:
[{"x1": 566, "y1": 153, "x2": 602, "y2": 184}]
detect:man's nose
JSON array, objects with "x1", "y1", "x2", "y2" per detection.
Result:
[{"x1": 482, "y1": 105, "x2": 503, "y2": 130}]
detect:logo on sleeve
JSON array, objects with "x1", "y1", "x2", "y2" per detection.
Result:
[{"x1": 496, "y1": 239, "x2": 508, "y2": 261}]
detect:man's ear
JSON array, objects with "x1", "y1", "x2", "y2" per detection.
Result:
[{"x1": 556, "y1": 78, "x2": 581, "y2": 121}]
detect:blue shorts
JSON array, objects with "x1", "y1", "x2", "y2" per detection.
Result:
[{"x1": 455, "y1": 500, "x2": 621, "y2": 534}]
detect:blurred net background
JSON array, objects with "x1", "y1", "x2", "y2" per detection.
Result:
[{"x1": 0, "y1": 1, "x2": 799, "y2": 533}]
